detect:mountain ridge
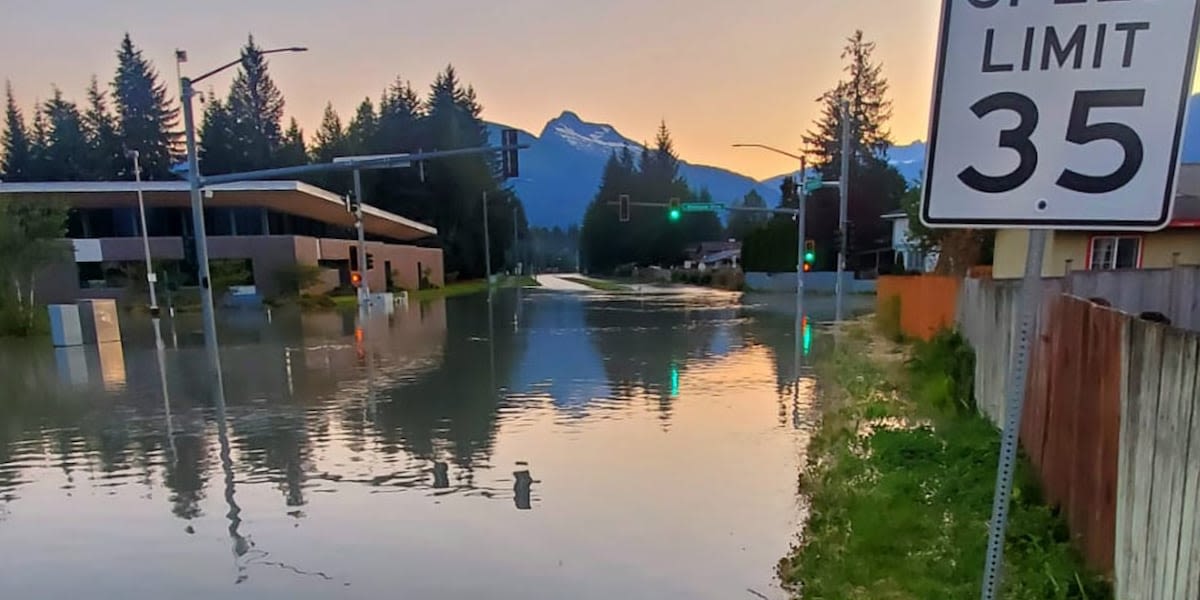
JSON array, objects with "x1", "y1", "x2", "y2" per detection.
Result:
[{"x1": 497, "y1": 95, "x2": 1200, "y2": 227}]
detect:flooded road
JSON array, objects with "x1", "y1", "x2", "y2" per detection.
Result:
[{"x1": 0, "y1": 289, "x2": 845, "y2": 599}]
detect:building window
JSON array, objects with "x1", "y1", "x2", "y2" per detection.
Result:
[{"x1": 1089, "y1": 236, "x2": 1142, "y2": 270}]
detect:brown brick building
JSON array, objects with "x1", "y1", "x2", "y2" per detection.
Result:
[{"x1": 0, "y1": 180, "x2": 444, "y2": 304}]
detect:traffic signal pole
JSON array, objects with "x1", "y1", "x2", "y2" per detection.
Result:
[{"x1": 353, "y1": 169, "x2": 370, "y2": 309}]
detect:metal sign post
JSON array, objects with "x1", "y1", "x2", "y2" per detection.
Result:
[{"x1": 921, "y1": 1, "x2": 1200, "y2": 598}]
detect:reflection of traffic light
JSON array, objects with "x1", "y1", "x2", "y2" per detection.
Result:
[
  {"x1": 669, "y1": 362, "x2": 680, "y2": 398},
  {"x1": 668, "y1": 198, "x2": 682, "y2": 222},
  {"x1": 802, "y1": 316, "x2": 812, "y2": 356}
]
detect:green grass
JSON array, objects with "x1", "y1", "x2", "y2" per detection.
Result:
[
  {"x1": 561, "y1": 276, "x2": 630, "y2": 292},
  {"x1": 778, "y1": 322, "x2": 1111, "y2": 600}
]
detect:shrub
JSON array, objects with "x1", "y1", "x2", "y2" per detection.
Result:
[
  {"x1": 908, "y1": 329, "x2": 976, "y2": 414},
  {"x1": 274, "y1": 264, "x2": 325, "y2": 297}
]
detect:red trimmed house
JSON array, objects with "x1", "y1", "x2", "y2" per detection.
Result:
[{"x1": 992, "y1": 164, "x2": 1200, "y2": 278}]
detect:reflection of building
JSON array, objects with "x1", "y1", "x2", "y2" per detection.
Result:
[{"x1": 0, "y1": 180, "x2": 443, "y2": 302}]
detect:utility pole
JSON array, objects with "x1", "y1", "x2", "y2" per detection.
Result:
[
  {"x1": 483, "y1": 191, "x2": 493, "y2": 291},
  {"x1": 512, "y1": 205, "x2": 520, "y2": 276},
  {"x1": 127, "y1": 149, "x2": 159, "y2": 316},
  {"x1": 836, "y1": 99, "x2": 851, "y2": 323},
  {"x1": 353, "y1": 169, "x2": 370, "y2": 308},
  {"x1": 796, "y1": 157, "x2": 808, "y2": 326}
]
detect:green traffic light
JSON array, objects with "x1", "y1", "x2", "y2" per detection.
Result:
[
  {"x1": 669, "y1": 209, "x2": 682, "y2": 221},
  {"x1": 804, "y1": 251, "x2": 815, "y2": 263}
]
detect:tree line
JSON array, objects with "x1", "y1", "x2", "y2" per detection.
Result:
[
  {"x1": 579, "y1": 123, "x2": 723, "y2": 273},
  {"x1": 578, "y1": 30, "x2": 911, "y2": 275},
  {"x1": 0, "y1": 34, "x2": 521, "y2": 279}
]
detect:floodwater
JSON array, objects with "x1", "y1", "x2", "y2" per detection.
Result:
[{"x1": 0, "y1": 288, "x2": 848, "y2": 599}]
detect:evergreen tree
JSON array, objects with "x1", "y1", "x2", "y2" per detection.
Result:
[
  {"x1": 375, "y1": 78, "x2": 422, "y2": 153},
  {"x1": 28, "y1": 99, "x2": 52, "y2": 180},
  {"x1": 307, "y1": 103, "x2": 349, "y2": 192},
  {"x1": 1, "y1": 82, "x2": 33, "y2": 182},
  {"x1": 112, "y1": 33, "x2": 179, "y2": 179},
  {"x1": 41, "y1": 88, "x2": 89, "y2": 181},
  {"x1": 803, "y1": 30, "x2": 893, "y2": 179},
  {"x1": 727, "y1": 189, "x2": 768, "y2": 240},
  {"x1": 423, "y1": 65, "x2": 510, "y2": 278},
  {"x1": 346, "y1": 98, "x2": 377, "y2": 155},
  {"x1": 198, "y1": 95, "x2": 237, "y2": 175},
  {"x1": 276, "y1": 118, "x2": 307, "y2": 167},
  {"x1": 800, "y1": 30, "x2": 906, "y2": 272},
  {"x1": 226, "y1": 35, "x2": 286, "y2": 172},
  {"x1": 82, "y1": 77, "x2": 122, "y2": 179}
]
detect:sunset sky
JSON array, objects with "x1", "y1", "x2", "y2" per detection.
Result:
[{"x1": 0, "y1": 0, "x2": 1001, "y2": 179}]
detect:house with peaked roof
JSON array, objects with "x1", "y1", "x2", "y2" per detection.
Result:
[{"x1": 991, "y1": 164, "x2": 1200, "y2": 278}]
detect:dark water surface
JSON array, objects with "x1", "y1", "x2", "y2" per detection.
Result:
[{"x1": 0, "y1": 289, "x2": 830, "y2": 599}]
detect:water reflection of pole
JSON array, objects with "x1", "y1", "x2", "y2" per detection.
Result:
[
  {"x1": 487, "y1": 295, "x2": 496, "y2": 393},
  {"x1": 211, "y1": 358, "x2": 249, "y2": 577},
  {"x1": 152, "y1": 318, "x2": 177, "y2": 463}
]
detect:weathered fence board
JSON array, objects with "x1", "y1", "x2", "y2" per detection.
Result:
[{"x1": 959, "y1": 279, "x2": 1200, "y2": 593}]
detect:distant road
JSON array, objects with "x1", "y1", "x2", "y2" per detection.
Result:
[{"x1": 535, "y1": 273, "x2": 594, "y2": 291}]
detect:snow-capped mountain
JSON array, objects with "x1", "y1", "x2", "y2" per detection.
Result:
[
  {"x1": 494, "y1": 95, "x2": 1200, "y2": 226},
  {"x1": 488, "y1": 112, "x2": 772, "y2": 227}
]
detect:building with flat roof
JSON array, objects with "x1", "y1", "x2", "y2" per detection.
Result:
[{"x1": 0, "y1": 180, "x2": 444, "y2": 304}]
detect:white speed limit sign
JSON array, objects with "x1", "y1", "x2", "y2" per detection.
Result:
[{"x1": 922, "y1": 0, "x2": 1200, "y2": 230}]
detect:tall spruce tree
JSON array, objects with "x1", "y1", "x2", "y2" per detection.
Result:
[
  {"x1": 423, "y1": 65, "x2": 511, "y2": 278},
  {"x1": 803, "y1": 30, "x2": 893, "y2": 178},
  {"x1": 27, "y1": 98, "x2": 52, "y2": 180},
  {"x1": 800, "y1": 30, "x2": 906, "y2": 272},
  {"x1": 112, "y1": 34, "x2": 179, "y2": 179},
  {"x1": 225, "y1": 35, "x2": 286, "y2": 172},
  {"x1": 198, "y1": 95, "x2": 237, "y2": 176},
  {"x1": 41, "y1": 88, "x2": 89, "y2": 181},
  {"x1": 309, "y1": 103, "x2": 350, "y2": 192},
  {"x1": 276, "y1": 118, "x2": 307, "y2": 167},
  {"x1": 346, "y1": 98, "x2": 377, "y2": 155},
  {"x1": 82, "y1": 77, "x2": 122, "y2": 179},
  {"x1": 1, "y1": 82, "x2": 34, "y2": 182}
]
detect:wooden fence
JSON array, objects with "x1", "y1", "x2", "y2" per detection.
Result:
[
  {"x1": 957, "y1": 279, "x2": 1200, "y2": 596},
  {"x1": 876, "y1": 275, "x2": 962, "y2": 341},
  {"x1": 1115, "y1": 319, "x2": 1200, "y2": 599}
]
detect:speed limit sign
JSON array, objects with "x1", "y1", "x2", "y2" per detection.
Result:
[{"x1": 922, "y1": 0, "x2": 1200, "y2": 230}]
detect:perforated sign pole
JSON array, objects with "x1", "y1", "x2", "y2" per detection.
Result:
[{"x1": 920, "y1": 1, "x2": 1200, "y2": 598}]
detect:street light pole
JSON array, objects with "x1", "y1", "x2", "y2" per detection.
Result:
[
  {"x1": 482, "y1": 191, "x2": 493, "y2": 291},
  {"x1": 836, "y1": 100, "x2": 851, "y2": 323},
  {"x1": 179, "y1": 77, "x2": 220, "y2": 368},
  {"x1": 177, "y1": 45, "x2": 307, "y2": 367},
  {"x1": 731, "y1": 144, "x2": 808, "y2": 319},
  {"x1": 127, "y1": 149, "x2": 159, "y2": 315}
]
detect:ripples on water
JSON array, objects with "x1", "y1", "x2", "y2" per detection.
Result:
[{"x1": 0, "y1": 289, "x2": 828, "y2": 599}]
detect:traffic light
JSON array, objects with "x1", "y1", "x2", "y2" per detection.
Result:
[
  {"x1": 501, "y1": 129, "x2": 520, "y2": 179},
  {"x1": 804, "y1": 239, "x2": 816, "y2": 265},
  {"x1": 366, "y1": 253, "x2": 375, "y2": 270},
  {"x1": 833, "y1": 229, "x2": 844, "y2": 254},
  {"x1": 668, "y1": 197, "x2": 682, "y2": 222},
  {"x1": 350, "y1": 271, "x2": 362, "y2": 287},
  {"x1": 844, "y1": 220, "x2": 857, "y2": 255},
  {"x1": 619, "y1": 194, "x2": 631, "y2": 222}
]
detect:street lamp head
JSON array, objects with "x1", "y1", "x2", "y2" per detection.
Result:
[{"x1": 287, "y1": 47, "x2": 308, "y2": 53}]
